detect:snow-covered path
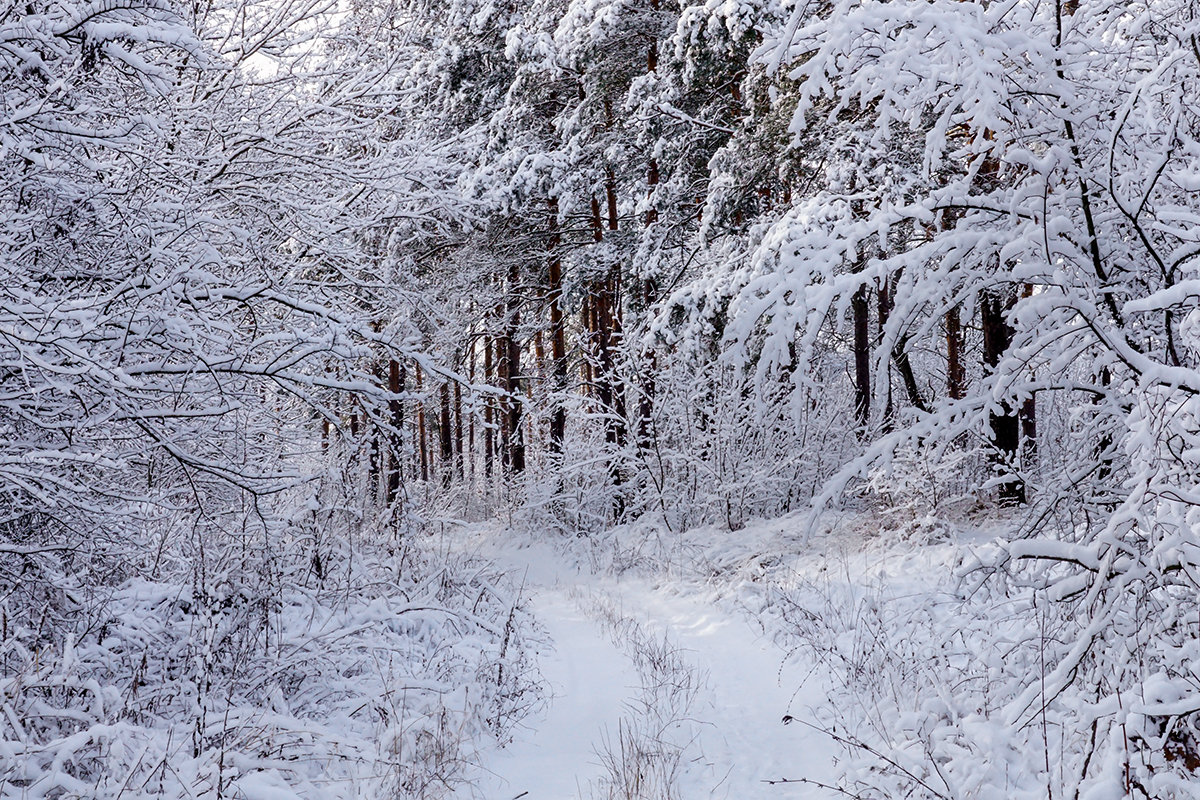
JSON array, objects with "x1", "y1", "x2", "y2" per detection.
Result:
[
  {"x1": 447, "y1": 529, "x2": 839, "y2": 800},
  {"x1": 629, "y1": 585, "x2": 836, "y2": 798},
  {"x1": 468, "y1": 581, "x2": 640, "y2": 800}
]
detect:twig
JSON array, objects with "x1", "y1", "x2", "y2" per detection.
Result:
[
  {"x1": 762, "y1": 775, "x2": 859, "y2": 797},
  {"x1": 791, "y1": 718, "x2": 952, "y2": 800}
]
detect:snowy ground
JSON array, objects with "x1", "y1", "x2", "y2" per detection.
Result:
[{"x1": 436, "y1": 517, "x2": 899, "y2": 799}]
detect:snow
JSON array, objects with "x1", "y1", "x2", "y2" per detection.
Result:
[
  {"x1": 626, "y1": 583, "x2": 836, "y2": 797},
  {"x1": 0, "y1": 533, "x2": 539, "y2": 800},
  {"x1": 467, "y1": 585, "x2": 639, "y2": 800},
  {"x1": 232, "y1": 771, "x2": 307, "y2": 800},
  {"x1": 443, "y1": 525, "x2": 841, "y2": 799},
  {"x1": 10, "y1": 0, "x2": 1200, "y2": 793}
]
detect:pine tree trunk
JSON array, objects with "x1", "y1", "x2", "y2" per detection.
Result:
[
  {"x1": 852, "y1": 287, "x2": 870, "y2": 428},
  {"x1": 981, "y1": 288, "x2": 1024, "y2": 505},
  {"x1": 505, "y1": 262, "x2": 525, "y2": 473},
  {"x1": 369, "y1": 367, "x2": 381, "y2": 499},
  {"x1": 453, "y1": 353, "x2": 464, "y2": 481},
  {"x1": 467, "y1": 337, "x2": 476, "y2": 485},
  {"x1": 596, "y1": 283, "x2": 615, "y2": 434},
  {"x1": 591, "y1": 195, "x2": 616, "y2": 437},
  {"x1": 439, "y1": 382, "x2": 453, "y2": 488},
  {"x1": 495, "y1": 311, "x2": 509, "y2": 471},
  {"x1": 415, "y1": 363, "x2": 428, "y2": 484},
  {"x1": 386, "y1": 359, "x2": 404, "y2": 504},
  {"x1": 637, "y1": 278, "x2": 656, "y2": 450},
  {"x1": 892, "y1": 339, "x2": 929, "y2": 415},
  {"x1": 580, "y1": 295, "x2": 594, "y2": 397},
  {"x1": 881, "y1": 272, "x2": 929, "y2": 414},
  {"x1": 606, "y1": 169, "x2": 618, "y2": 230},
  {"x1": 638, "y1": 157, "x2": 659, "y2": 448},
  {"x1": 946, "y1": 307, "x2": 964, "y2": 400},
  {"x1": 609, "y1": 270, "x2": 627, "y2": 447},
  {"x1": 548, "y1": 198, "x2": 567, "y2": 453},
  {"x1": 1019, "y1": 283, "x2": 1036, "y2": 471},
  {"x1": 483, "y1": 332, "x2": 494, "y2": 480},
  {"x1": 850, "y1": 244, "x2": 870, "y2": 430},
  {"x1": 534, "y1": 330, "x2": 545, "y2": 385},
  {"x1": 1096, "y1": 366, "x2": 1113, "y2": 483},
  {"x1": 604, "y1": 174, "x2": 627, "y2": 446},
  {"x1": 645, "y1": 160, "x2": 659, "y2": 227},
  {"x1": 877, "y1": 276, "x2": 893, "y2": 428},
  {"x1": 589, "y1": 194, "x2": 626, "y2": 515}
]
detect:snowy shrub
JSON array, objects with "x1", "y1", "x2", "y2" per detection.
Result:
[
  {"x1": 0, "y1": 509, "x2": 540, "y2": 800},
  {"x1": 856, "y1": 445, "x2": 984, "y2": 544},
  {"x1": 761, "y1": 513, "x2": 1200, "y2": 800}
]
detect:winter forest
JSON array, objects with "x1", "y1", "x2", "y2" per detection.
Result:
[{"x1": 5, "y1": 0, "x2": 1200, "y2": 796}]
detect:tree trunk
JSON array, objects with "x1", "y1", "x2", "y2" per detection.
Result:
[
  {"x1": 1096, "y1": 366, "x2": 1113, "y2": 483},
  {"x1": 534, "y1": 330, "x2": 545, "y2": 385},
  {"x1": 645, "y1": 160, "x2": 659, "y2": 227},
  {"x1": 609, "y1": 270, "x2": 627, "y2": 447},
  {"x1": 946, "y1": 307, "x2": 964, "y2": 400},
  {"x1": 981, "y1": 288, "x2": 1024, "y2": 505},
  {"x1": 977, "y1": 132, "x2": 1020, "y2": 507},
  {"x1": 596, "y1": 287, "x2": 615, "y2": 432},
  {"x1": 881, "y1": 272, "x2": 929, "y2": 415},
  {"x1": 386, "y1": 359, "x2": 405, "y2": 504},
  {"x1": 415, "y1": 363, "x2": 428, "y2": 484},
  {"x1": 453, "y1": 356, "x2": 464, "y2": 481},
  {"x1": 637, "y1": 277, "x2": 656, "y2": 449},
  {"x1": 369, "y1": 367, "x2": 381, "y2": 499},
  {"x1": 591, "y1": 195, "x2": 616, "y2": 437},
  {"x1": 877, "y1": 276, "x2": 893, "y2": 428},
  {"x1": 483, "y1": 333, "x2": 494, "y2": 480},
  {"x1": 590, "y1": 194, "x2": 627, "y2": 515},
  {"x1": 606, "y1": 169, "x2": 619, "y2": 231},
  {"x1": 467, "y1": 336, "x2": 476, "y2": 485},
  {"x1": 495, "y1": 311, "x2": 509, "y2": 471},
  {"x1": 1019, "y1": 283, "x2": 1036, "y2": 471},
  {"x1": 439, "y1": 382, "x2": 453, "y2": 488},
  {"x1": 893, "y1": 340, "x2": 930, "y2": 414},
  {"x1": 850, "y1": 245, "x2": 870, "y2": 430},
  {"x1": 638, "y1": 155, "x2": 659, "y2": 447},
  {"x1": 548, "y1": 198, "x2": 567, "y2": 453},
  {"x1": 580, "y1": 295, "x2": 594, "y2": 397},
  {"x1": 505, "y1": 262, "x2": 525, "y2": 473},
  {"x1": 852, "y1": 287, "x2": 870, "y2": 429}
]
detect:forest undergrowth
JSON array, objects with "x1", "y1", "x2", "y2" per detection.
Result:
[
  {"x1": 544, "y1": 499, "x2": 1200, "y2": 800},
  {"x1": 0, "y1": 487, "x2": 542, "y2": 800}
]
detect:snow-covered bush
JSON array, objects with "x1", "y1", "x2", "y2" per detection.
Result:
[{"x1": 0, "y1": 507, "x2": 540, "y2": 799}]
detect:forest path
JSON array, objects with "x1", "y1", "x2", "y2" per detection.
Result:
[{"x1": 442, "y1": 525, "x2": 839, "y2": 800}]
